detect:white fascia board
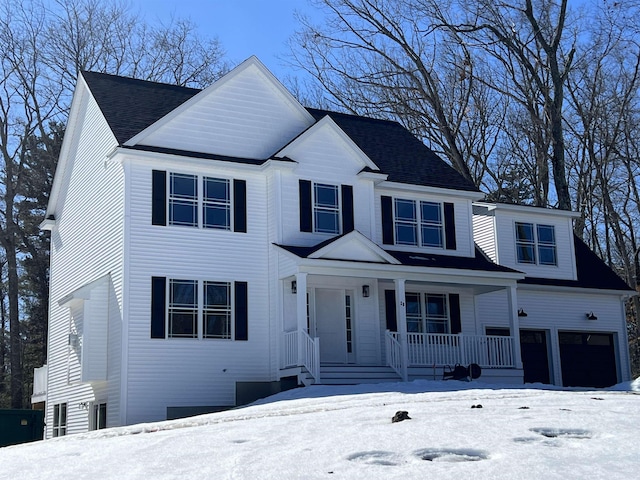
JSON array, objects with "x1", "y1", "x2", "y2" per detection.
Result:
[
  {"x1": 291, "y1": 257, "x2": 524, "y2": 283},
  {"x1": 357, "y1": 170, "x2": 388, "y2": 183},
  {"x1": 379, "y1": 181, "x2": 485, "y2": 201},
  {"x1": 124, "y1": 56, "x2": 314, "y2": 147},
  {"x1": 517, "y1": 282, "x2": 637, "y2": 297},
  {"x1": 260, "y1": 158, "x2": 298, "y2": 172},
  {"x1": 474, "y1": 201, "x2": 582, "y2": 218},
  {"x1": 275, "y1": 115, "x2": 379, "y2": 171},
  {"x1": 46, "y1": 74, "x2": 118, "y2": 220},
  {"x1": 110, "y1": 147, "x2": 264, "y2": 173},
  {"x1": 39, "y1": 218, "x2": 56, "y2": 231},
  {"x1": 307, "y1": 231, "x2": 401, "y2": 265}
]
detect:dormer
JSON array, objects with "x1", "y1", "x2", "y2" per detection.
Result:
[{"x1": 473, "y1": 202, "x2": 581, "y2": 280}]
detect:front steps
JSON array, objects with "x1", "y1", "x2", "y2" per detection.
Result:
[{"x1": 318, "y1": 364, "x2": 401, "y2": 385}]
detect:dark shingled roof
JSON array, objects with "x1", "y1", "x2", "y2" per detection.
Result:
[
  {"x1": 306, "y1": 108, "x2": 479, "y2": 192},
  {"x1": 519, "y1": 236, "x2": 633, "y2": 291},
  {"x1": 81, "y1": 71, "x2": 200, "y2": 145},
  {"x1": 276, "y1": 236, "x2": 519, "y2": 275},
  {"x1": 81, "y1": 71, "x2": 478, "y2": 191}
]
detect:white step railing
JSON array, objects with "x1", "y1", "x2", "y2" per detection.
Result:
[
  {"x1": 281, "y1": 330, "x2": 320, "y2": 383},
  {"x1": 389, "y1": 333, "x2": 515, "y2": 368},
  {"x1": 384, "y1": 330, "x2": 402, "y2": 377}
]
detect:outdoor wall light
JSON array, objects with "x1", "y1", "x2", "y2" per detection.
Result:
[
  {"x1": 586, "y1": 312, "x2": 598, "y2": 320},
  {"x1": 362, "y1": 285, "x2": 370, "y2": 297},
  {"x1": 517, "y1": 308, "x2": 528, "y2": 317},
  {"x1": 291, "y1": 280, "x2": 297, "y2": 294}
]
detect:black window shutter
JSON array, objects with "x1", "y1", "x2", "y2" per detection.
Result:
[
  {"x1": 384, "y1": 290, "x2": 398, "y2": 332},
  {"x1": 444, "y1": 202, "x2": 457, "y2": 250},
  {"x1": 341, "y1": 184, "x2": 354, "y2": 233},
  {"x1": 233, "y1": 179, "x2": 247, "y2": 233},
  {"x1": 152, "y1": 170, "x2": 167, "y2": 226},
  {"x1": 151, "y1": 277, "x2": 166, "y2": 338},
  {"x1": 299, "y1": 180, "x2": 312, "y2": 232},
  {"x1": 234, "y1": 282, "x2": 248, "y2": 341},
  {"x1": 449, "y1": 293, "x2": 461, "y2": 334},
  {"x1": 381, "y1": 196, "x2": 394, "y2": 245}
]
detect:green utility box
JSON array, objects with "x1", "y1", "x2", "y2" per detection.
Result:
[{"x1": 0, "y1": 409, "x2": 45, "y2": 447}]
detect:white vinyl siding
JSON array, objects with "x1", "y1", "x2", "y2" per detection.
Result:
[
  {"x1": 124, "y1": 160, "x2": 271, "y2": 425},
  {"x1": 138, "y1": 63, "x2": 313, "y2": 159},
  {"x1": 45, "y1": 86, "x2": 124, "y2": 438},
  {"x1": 376, "y1": 191, "x2": 475, "y2": 257},
  {"x1": 494, "y1": 211, "x2": 576, "y2": 280}
]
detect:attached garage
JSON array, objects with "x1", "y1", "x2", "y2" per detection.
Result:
[{"x1": 558, "y1": 332, "x2": 618, "y2": 388}]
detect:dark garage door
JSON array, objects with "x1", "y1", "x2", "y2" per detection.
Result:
[{"x1": 558, "y1": 332, "x2": 617, "y2": 388}]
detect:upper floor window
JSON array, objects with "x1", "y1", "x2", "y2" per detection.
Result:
[
  {"x1": 203, "y1": 177, "x2": 231, "y2": 230},
  {"x1": 152, "y1": 170, "x2": 246, "y2": 233},
  {"x1": 515, "y1": 222, "x2": 557, "y2": 265},
  {"x1": 393, "y1": 199, "x2": 444, "y2": 248},
  {"x1": 382, "y1": 196, "x2": 456, "y2": 250},
  {"x1": 169, "y1": 173, "x2": 198, "y2": 226},
  {"x1": 314, "y1": 183, "x2": 340, "y2": 234},
  {"x1": 299, "y1": 180, "x2": 354, "y2": 235}
]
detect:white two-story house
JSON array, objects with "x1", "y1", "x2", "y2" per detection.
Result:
[{"x1": 39, "y1": 57, "x2": 634, "y2": 438}]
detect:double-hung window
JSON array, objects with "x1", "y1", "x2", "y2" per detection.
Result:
[
  {"x1": 313, "y1": 183, "x2": 340, "y2": 234},
  {"x1": 299, "y1": 180, "x2": 354, "y2": 235},
  {"x1": 153, "y1": 170, "x2": 246, "y2": 232},
  {"x1": 204, "y1": 281, "x2": 232, "y2": 339},
  {"x1": 168, "y1": 279, "x2": 198, "y2": 338},
  {"x1": 53, "y1": 403, "x2": 67, "y2": 437},
  {"x1": 169, "y1": 173, "x2": 197, "y2": 226},
  {"x1": 515, "y1": 222, "x2": 557, "y2": 266},
  {"x1": 393, "y1": 199, "x2": 444, "y2": 248},
  {"x1": 203, "y1": 177, "x2": 231, "y2": 230}
]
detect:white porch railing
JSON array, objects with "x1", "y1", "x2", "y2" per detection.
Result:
[
  {"x1": 389, "y1": 332, "x2": 515, "y2": 368},
  {"x1": 384, "y1": 330, "x2": 402, "y2": 377},
  {"x1": 281, "y1": 330, "x2": 320, "y2": 382}
]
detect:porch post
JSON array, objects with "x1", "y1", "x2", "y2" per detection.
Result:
[
  {"x1": 394, "y1": 278, "x2": 409, "y2": 381},
  {"x1": 296, "y1": 272, "x2": 308, "y2": 367},
  {"x1": 507, "y1": 285, "x2": 523, "y2": 369}
]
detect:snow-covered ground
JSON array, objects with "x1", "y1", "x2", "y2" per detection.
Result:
[{"x1": 2, "y1": 379, "x2": 639, "y2": 480}]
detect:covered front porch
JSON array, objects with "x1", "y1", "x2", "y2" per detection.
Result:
[{"x1": 275, "y1": 232, "x2": 525, "y2": 385}]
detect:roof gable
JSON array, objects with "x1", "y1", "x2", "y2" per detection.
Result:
[
  {"x1": 126, "y1": 57, "x2": 314, "y2": 159},
  {"x1": 308, "y1": 231, "x2": 400, "y2": 263},
  {"x1": 306, "y1": 108, "x2": 478, "y2": 192},
  {"x1": 275, "y1": 115, "x2": 379, "y2": 172},
  {"x1": 81, "y1": 71, "x2": 199, "y2": 145}
]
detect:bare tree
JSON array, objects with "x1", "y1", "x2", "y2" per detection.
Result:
[{"x1": 0, "y1": 0, "x2": 227, "y2": 408}]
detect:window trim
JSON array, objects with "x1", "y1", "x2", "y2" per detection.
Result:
[
  {"x1": 53, "y1": 403, "x2": 67, "y2": 437},
  {"x1": 161, "y1": 171, "x2": 243, "y2": 232},
  {"x1": 405, "y1": 292, "x2": 450, "y2": 334},
  {"x1": 162, "y1": 278, "x2": 238, "y2": 341},
  {"x1": 515, "y1": 222, "x2": 558, "y2": 266},
  {"x1": 393, "y1": 198, "x2": 444, "y2": 248},
  {"x1": 203, "y1": 177, "x2": 231, "y2": 230},
  {"x1": 313, "y1": 182, "x2": 342, "y2": 234}
]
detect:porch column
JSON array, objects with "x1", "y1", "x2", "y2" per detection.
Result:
[
  {"x1": 507, "y1": 285, "x2": 524, "y2": 369},
  {"x1": 394, "y1": 278, "x2": 409, "y2": 381},
  {"x1": 296, "y1": 272, "x2": 308, "y2": 366}
]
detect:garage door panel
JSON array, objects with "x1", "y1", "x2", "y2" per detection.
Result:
[{"x1": 559, "y1": 332, "x2": 617, "y2": 388}]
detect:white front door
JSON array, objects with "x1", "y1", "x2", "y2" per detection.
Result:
[{"x1": 315, "y1": 289, "x2": 348, "y2": 363}]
